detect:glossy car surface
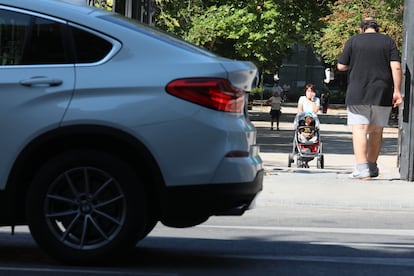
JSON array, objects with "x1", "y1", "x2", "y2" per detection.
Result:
[{"x1": 0, "y1": 0, "x2": 263, "y2": 263}]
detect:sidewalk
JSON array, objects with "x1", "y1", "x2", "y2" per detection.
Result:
[{"x1": 251, "y1": 104, "x2": 414, "y2": 210}]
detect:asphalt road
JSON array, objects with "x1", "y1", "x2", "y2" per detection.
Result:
[{"x1": 1, "y1": 204, "x2": 414, "y2": 276}]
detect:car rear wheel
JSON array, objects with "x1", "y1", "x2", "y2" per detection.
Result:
[{"x1": 26, "y1": 149, "x2": 147, "y2": 264}]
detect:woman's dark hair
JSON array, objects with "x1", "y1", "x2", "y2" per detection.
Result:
[
  {"x1": 360, "y1": 18, "x2": 379, "y2": 32},
  {"x1": 304, "y1": 83, "x2": 316, "y2": 93}
]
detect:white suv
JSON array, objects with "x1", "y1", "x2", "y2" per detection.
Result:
[{"x1": 0, "y1": 0, "x2": 263, "y2": 263}]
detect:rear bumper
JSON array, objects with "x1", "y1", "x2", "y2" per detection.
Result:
[{"x1": 160, "y1": 169, "x2": 264, "y2": 227}]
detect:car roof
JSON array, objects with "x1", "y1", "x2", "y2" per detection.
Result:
[{"x1": 0, "y1": 0, "x2": 108, "y2": 22}]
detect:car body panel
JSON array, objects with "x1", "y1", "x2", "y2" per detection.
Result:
[
  {"x1": 0, "y1": 65, "x2": 75, "y2": 189},
  {"x1": 63, "y1": 61, "x2": 260, "y2": 185}
]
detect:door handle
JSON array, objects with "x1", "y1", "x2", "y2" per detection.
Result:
[{"x1": 20, "y1": 76, "x2": 63, "y2": 87}]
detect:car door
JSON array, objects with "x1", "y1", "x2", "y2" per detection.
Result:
[{"x1": 0, "y1": 8, "x2": 75, "y2": 189}]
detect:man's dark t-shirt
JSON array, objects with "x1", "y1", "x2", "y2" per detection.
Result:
[{"x1": 338, "y1": 32, "x2": 400, "y2": 106}]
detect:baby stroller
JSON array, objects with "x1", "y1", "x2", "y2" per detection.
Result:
[{"x1": 288, "y1": 112, "x2": 324, "y2": 168}]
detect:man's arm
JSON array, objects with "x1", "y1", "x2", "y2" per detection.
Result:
[
  {"x1": 337, "y1": 63, "x2": 349, "y2": 71},
  {"x1": 391, "y1": 61, "x2": 403, "y2": 107}
]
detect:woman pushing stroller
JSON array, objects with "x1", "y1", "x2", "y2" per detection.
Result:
[
  {"x1": 288, "y1": 83, "x2": 324, "y2": 168},
  {"x1": 295, "y1": 83, "x2": 320, "y2": 134},
  {"x1": 296, "y1": 83, "x2": 320, "y2": 140},
  {"x1": 298, "y1": 83, "x2": 320, "y2": 114}
]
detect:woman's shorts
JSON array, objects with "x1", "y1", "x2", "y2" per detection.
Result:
[
  {"x1": 347, "y1": 105, "x2": 391, "y2": 127},
  {"x1": 270, "y1": 109, "x2": 281, "y2": 119}
]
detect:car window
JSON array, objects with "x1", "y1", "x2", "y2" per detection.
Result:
[
  {"x1": 0, "y1": 9, "x2": 69, "y2": 65},
  {"x1": 71, "y1": 26, "x2": 113, "y2": 63},
  {"x1": 0, "y1": 9, "x2": 31, "y2": 65},
  {"x1": 21, "y1": 16, "x2": 68, "y2": 64}
]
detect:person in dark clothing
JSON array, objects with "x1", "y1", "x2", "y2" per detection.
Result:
[
  {"x1": 337, "y1": 17, "x2": 402, "y2": 179},
  {"x1": 320, "y1": 92, "x2": 330, "y2": 114}
]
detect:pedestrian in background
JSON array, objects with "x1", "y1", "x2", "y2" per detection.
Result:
[
  {"x1": 337, "y1": 17, "x2": 402, "y2": 179},
  {"x1": 320, "y1": 91, "x2": 330, "y2": 114},
  {"x1": 297, "y1": 83, "x2": 320, "y2": 114},
  {"x1": 266, "y1": 87, "x2": 282, "y2": 130}
]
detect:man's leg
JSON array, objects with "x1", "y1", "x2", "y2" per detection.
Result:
[
  {"x1": 350, "y1": 124, "x2": 371, "y2": 178},
  {"x1": 352, "y1": 124, "x2": 369, "y2": 164},
  {"x1": 366, "y1": 106, "x2": 390, "y2": 177},
  {"x1": 367, "y1": 125, "x2": 384, "y2": 163},
  {"x1": 366, "y1": 125, "x2": 383, "y2": 177}
]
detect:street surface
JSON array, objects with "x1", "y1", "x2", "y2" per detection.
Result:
[
  {"x1": 0, "y1": 204, "x2": 413, "y2": 275},
  {"x1": 0, "y1": 105, "x2": 412, "y2": 275}
]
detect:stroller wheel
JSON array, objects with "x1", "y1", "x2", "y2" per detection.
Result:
[
  {"x1": 296, "y1": 158, "x2": 302, "y2": 168},
  {"x1": 288, "y1": 153, "x2": 294, "y2": 167},
  {"x1": 317, "y1": 154, "x2": 324, "y2": 169}
]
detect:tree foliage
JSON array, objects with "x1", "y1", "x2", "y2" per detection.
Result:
[
  {"x1": 155, "y1": 0, "x2": 334, "y2": 70},
  {"x1": 154, "y1": 0, "x2": 404, "y2": 70},
  {"x1": 89, "y1": 0, "x2": 113, "y2": 10},
  {"x1": 316, "y1": 0, "x2": 404, "y2": 65}
]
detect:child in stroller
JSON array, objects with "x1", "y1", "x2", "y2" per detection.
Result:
[
  {"x1": 298, "y1": 113, "x2": 317, "y2": 143},
  {"x1": 289, "y1": 112, "x2": 324, "y2": 168}
]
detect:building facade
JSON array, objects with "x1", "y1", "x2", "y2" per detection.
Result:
[
  {"x1": 277, "y1": 44, "x2": 327, "y2": 101},
  {"x1": 87, "y1": 0, "x2": 155, "y2": 25}
]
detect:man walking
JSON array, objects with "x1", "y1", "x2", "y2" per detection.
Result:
[{"x1": 337, "y1": 17, "x2": 402, "y2": 179}]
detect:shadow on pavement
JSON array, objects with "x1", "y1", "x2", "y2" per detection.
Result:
[{"x1": 250, "y1": 111, "x2": 398, "y2": 156}]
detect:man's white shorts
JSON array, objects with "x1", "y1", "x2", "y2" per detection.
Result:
[{"x1": 347, "y1": 105, "x2": 391, "y2": 127}]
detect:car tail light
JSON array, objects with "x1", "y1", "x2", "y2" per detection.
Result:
[{"x1": 166, "y1": 78, "x2": 245, "y2": 112}]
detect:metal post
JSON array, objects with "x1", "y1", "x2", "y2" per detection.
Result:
[
  {"x1": 399, "y1": 0, "x2": 414, "y2": 180},
  {"x1": 125, "y1": 0, "x2": 132, "y2": 18}
]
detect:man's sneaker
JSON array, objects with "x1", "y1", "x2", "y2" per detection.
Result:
[
  {"x1": 349, "y1": 168, "x2": 371, "y2": 180},
  {"x1": 370, "y1": 167, "x2": 379, "y2": 177}
]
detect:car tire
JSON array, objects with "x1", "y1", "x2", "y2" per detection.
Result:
[{"x1": 26, "y1": 149, "x2": 147, "y2": 264}]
